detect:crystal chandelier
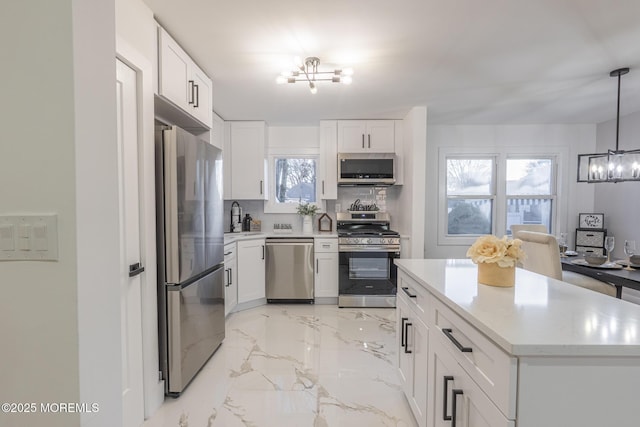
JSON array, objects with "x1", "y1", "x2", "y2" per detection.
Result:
[
  {"x1": 577, "y1": 67, "x2": 640, "y2": 183},
  {"x1": 276, "y1": 56, "x2": 353, "y2": 94}
]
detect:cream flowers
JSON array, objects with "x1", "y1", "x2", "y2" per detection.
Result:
[{"x1": 466, "y1": 235, "x2": 525, "y2": 268}]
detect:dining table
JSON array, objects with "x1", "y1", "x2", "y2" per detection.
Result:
[{"x1": 561, "y1": 256, "x2": 640, "y2": 298}]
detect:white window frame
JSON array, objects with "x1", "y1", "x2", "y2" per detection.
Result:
[
  {"x1": 438, "y1": 145, "x2": 567, "y2": 246},
  {"x1": 264, "y1": 148, "x2": 324, "y2": 214}
]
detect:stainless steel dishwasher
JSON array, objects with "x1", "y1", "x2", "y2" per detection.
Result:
[{"x1": 266, "y1": 238, "x2": 314, "y2": 303}]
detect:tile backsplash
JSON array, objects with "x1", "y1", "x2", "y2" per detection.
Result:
[{"x1": 224, "y1": 185, "x2": 401, "y2": 234}]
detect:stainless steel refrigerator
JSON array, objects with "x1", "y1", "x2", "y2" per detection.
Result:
[{"x1": 155, "y1": 125, "x2": 225, "y2": 396}]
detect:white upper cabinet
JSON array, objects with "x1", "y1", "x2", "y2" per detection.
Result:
[
  {"x1": 226, "y1": 121, "x2": 267, "y2": 200},
  {"x1": 338, "y1": 120, "x2": 395, "y2": 153},
  {"x1": 157, "y1": 26, "x2": 212, "y2": 128},
  {"x1": 319, "y1": 120, "x2": 338, "y2": 199}
]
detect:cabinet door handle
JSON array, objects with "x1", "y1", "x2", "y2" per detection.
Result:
[
  {"x1": 229, "y1": 268, "x2": 233, "y2": 285},
  {"x1": 402, "y1": 287, "x2": 417, "y2": 298},
  {"x1": 442, "y1": 328, "x2": 473, "y2": 353},
  {"x1": 368, "y1": 134, "x2": 371, "y2": 148},
  {"x1": 404, "y1": 322, "x2": 412, "y2": 354},
  {"x1": 225, "y1": 268, "x2": 230, "y2": 287},
  {"x1": 451, "y1": 389, "x2": 464, "y2": 427},
  {"x1": 316, "y1": 259, "x2": 319, "y2": 273},
  {"x1": 188, "y1": 80, "x2": 195, "y2": 104},
  {"x1": 322, "y1": 180, "x2": 325, "y2": 195},
  {"x1": 260, "y1": 180, "x2": 263, "y2": 195},
  {"x1": 194, "y1": 83, "x2": 199, "y2": 107},
  {"x1": 362, "y1": 134, "x2": 365, "y2": 148},
  {"x1": 262, "y1": 245, "x2": 265, "y2": 260},
  {"x1": 129, "y1": 262, "x2": 145, "y2": 278},
  {"x1": 443, "y1": 376, "x2": 454, "y2": 421},
  {"x1": 400, "y1": 317, "x2": 408, "y2": 347}
]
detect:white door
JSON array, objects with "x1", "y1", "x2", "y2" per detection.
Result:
[{"x1": 116, "y1": 59, "x2": 145, "y2": 427}]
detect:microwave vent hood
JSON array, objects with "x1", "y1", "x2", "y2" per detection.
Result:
[{"x1": 337, "y1": 153, "x2": 396, "y2": 186}]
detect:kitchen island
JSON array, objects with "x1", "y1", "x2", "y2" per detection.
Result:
[{"x1": 395, "y1": 258, "x2": 640, "y2": 427}]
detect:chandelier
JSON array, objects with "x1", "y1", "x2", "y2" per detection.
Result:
[
  {"x1": 276, "y1": 56, "x2": 353, "y2": 94},
  {"x1": 577, "y1": 67, "x2": 640, "y2": 183}
]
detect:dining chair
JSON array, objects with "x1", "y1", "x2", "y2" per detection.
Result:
[
  {"x1": 516, "y1": 231, "x2": 616, "y2": 297},
  {"x1": 511, "y1": 224, "x2": 548, "y2": 236}
]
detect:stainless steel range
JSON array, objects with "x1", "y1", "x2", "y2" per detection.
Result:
[{"x1": 337, "y1": 212, "x2": 400, "y2": 308}]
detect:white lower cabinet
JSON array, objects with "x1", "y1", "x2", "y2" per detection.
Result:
[
  {"x1": 397, "y1": 289, "x2": 429, "y2": 427},
  {"x1": 314, "y1": 238, "x2": 338, "y2": 298},
  {"x1": 224, "y1": 242, "x2": 238, "y2": 316},
  {"x1": 431, "y1": 334, "x2": 513, "y2": 427},
  {"x1": 398, "y1": 270, "x2": 515, "y2": 427},
  {"x1": 237, "y1": 238, "x2": 265, "y2": 303}
]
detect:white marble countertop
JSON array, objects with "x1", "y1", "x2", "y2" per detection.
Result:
[
  {"x1": 224, "y1": 231, "x2": 338, "y2": 245},
  {"x1": 395, "y1": 259, "x2": 640, "y2": 357}
]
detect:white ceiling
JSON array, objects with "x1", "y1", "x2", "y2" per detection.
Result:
[{"x1": 143, "y1": 0, "x2": 640, "y2": 126}]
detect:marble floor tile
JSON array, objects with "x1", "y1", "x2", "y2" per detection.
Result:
[{"x1": 143, "y1": 304, "x2": 417, "y2": 427}]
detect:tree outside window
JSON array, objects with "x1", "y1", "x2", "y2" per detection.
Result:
[
  {"x1": 274, "y1": 158, "x2": 316, "y2": 204},
  {"x1": 446, "y1": 158, "x2": 494, "y2": 235}
]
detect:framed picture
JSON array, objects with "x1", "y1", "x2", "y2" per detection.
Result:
[
  {"x1": 317, "y1": 213, "x2": 333, "y2": 232},
  {"x1": 579, "y1": 213, "x2": 604, "y2": 229}
]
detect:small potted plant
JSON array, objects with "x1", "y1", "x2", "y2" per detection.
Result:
[
  {"x1": 466, "y1": 235, "x2": 525, "y2": 287},
  {"x1": 296, "y1": 202, "x2": 319, "y2": 234}
]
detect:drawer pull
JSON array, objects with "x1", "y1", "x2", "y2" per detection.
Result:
[
  {"x1": 443, "y1": 375, "x2": 454, "y2": 421},
  {"x1": 402, "y1": 287, "x2": 417, "y2": 298},
  {"x1": 404, "y1": 322, "x2": 412, "y2": 354},
  {"x1": 451, "y1": 389, "x2": 464, "y2": 427},
  {"x1": 442, "y1": 328, "x2": 472, "y2": 353},
  {"x1": 401, "y1": 317, "x2": 408, "y2": 347},
  {"x1": 224, "y1": 251, "x2": 232, "y2": 256}
]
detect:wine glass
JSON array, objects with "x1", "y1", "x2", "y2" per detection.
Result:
[
  {"x1": 557, "y1": 232, "x2": 568, "y2": 257},
  {"x1": 604, "y1": 236, "x2": 615, "y2": 264},
  {"x1": 624, "y1": 240, "x2": 636, "y2": 271}
]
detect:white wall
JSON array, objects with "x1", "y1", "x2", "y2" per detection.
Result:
[
  {"x1": 425, "y1": 124, "x2": 597, "y2": 259},
  {"x1": 594, "y1": 111, "x2": 640, "y2": 259},
  {"x1": 0, "y1": 2, "x2": 122, "y2": 427},
  {"x1": 393, "y1": 107, "x2": 427, "y2": 258}
]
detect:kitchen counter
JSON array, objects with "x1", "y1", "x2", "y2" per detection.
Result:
[
  {"x1": 395, "y1": 258, "x2": 640, "y2": 357},
  {"x1": 224, "y1": 231, "x2": 338, "y2": 245}
]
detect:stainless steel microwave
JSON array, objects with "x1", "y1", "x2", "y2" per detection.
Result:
[{"x1": 337, "y1": 153, "x2": 396, "y2": 186}]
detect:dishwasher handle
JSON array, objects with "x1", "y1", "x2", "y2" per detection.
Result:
[{"x1": 266, "y1": 239, "x2": 314, "y2": 245}]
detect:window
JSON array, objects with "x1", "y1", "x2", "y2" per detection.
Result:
[
  {"x1": 505, "y1": 158, "x2": 554, "y2": 235},
  {"x1": 441, "y1": 151, "x2": 558, "y2": 244},
  {"x1": 446, "y1": 158, "x2": 494, "y2": 235},
  {"x1": 274, "y1": 157, "x2": 317, "y2": 204},
  {"x1": 265, "y1": 155, "x2": 321, "y2": 213}
]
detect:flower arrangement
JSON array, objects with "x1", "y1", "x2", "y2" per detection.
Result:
[
  {"x1": 466, "y1": 235, "x2": 525, "y2": 268},
  {"x1": 296, "y1": 202, "x2": 319, "y2": 216}
]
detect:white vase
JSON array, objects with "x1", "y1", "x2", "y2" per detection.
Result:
[{"x1": 302, "y1": 215, "x2": 313, "y2": 234}]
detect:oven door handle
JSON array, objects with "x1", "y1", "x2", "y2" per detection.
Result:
[{"x1": 339, "y1": 245, "x2": 400, "y2": 253}]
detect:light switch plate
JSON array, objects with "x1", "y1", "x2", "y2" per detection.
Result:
[{"x1": 0, "y1": 214, "x2": 58, "y2": 261}]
